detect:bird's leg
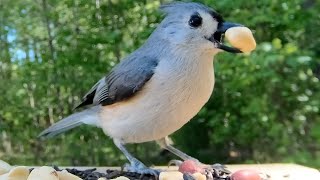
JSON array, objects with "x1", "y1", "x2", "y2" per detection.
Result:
[
  {"x1": 157, "y1": 137, "x2": 230, "y2": 176},
  {"x1": 157, "y1": 137, "x2": 198, "y2": 162},
  {"x1": 113, "y1": 139, "x2": 160, "y2": 176}
]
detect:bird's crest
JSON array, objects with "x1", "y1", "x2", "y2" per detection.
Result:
[{"x1": 160, "y1": 2, "x2": 214, "y2": 16}]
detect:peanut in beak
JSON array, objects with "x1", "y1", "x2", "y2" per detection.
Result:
[{"x1": 225, "y1": 27, "x2": 256, "y2": 53}]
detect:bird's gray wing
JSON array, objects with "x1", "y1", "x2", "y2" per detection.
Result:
[{"x1": 75, "y1": 56, "x2": 159, "y2": 109}]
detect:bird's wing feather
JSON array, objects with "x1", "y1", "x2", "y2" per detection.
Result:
[
  {"x1": 38, "y1": 106, "x2": 99, "y2": 138},
  {"x1": 75, "y1": 56, "x2": 159, "y2": 108},
  {"x1": 73, "y1": 78, "x2": 104, "y2": 109}
]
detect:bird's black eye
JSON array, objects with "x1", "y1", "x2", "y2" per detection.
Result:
[{"x1": 189, "y1": 13, "x2": 202, "y2": 28}]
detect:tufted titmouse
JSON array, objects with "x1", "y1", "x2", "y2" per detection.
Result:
[{"x1": 39, "y1": 2, "x2": 245, "y2": 175}]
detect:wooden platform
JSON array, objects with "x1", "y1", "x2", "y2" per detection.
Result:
[{"x1": 58, "y1": 164, "x2": 319, "y2": 180}]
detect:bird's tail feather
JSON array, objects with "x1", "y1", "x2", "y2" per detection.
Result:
[{"x1": 38, "y1": 107, "x2": 99, "y2": 138}]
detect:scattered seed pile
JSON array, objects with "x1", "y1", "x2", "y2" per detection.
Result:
[
  {"x1": 60, "y1": 167, "x2": 156, "y2": 180},
  {"x1": 52, "y1": 166, "x2": 231, "y2": 180}
]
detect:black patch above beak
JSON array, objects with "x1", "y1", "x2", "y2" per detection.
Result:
[{"x1": 209, "y1": 22, "x2": 244, "y2": 53}]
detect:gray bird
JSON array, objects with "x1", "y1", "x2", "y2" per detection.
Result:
[{"x1": 39, "y1": 2, "x2": 244, "y2": 175}]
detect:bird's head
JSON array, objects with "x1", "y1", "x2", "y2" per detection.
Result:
[{"x1": 158, "y1": 2, "x2": 243, "y2": 55}]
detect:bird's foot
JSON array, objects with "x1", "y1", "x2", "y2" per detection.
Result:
[
  {"x1": 122, "y1": 158, "x2": 161, "y2": 177},
  {"x1": 168, "y1": 159, "x2": 231, "y2": 180},
  {"x1": 206, "y1": 163, "x2": 231, "y2": 174},
  {"x1": 202, "y1": 163, "x2": 231, "y2": 180}
]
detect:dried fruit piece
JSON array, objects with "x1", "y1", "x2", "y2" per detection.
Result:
[
  {"x1": 159, "y1": 171, "x2": 184, "y2": 180},
  {"x1": 231, "y1": 169, "x2": 261, "y2": 180},
  {"x1": 0, "y1": 166, "x2": 29, "y2": 180},
  {"x1": 0, "y1": 160, "x2": 12, "y2": 175},
  {"x1": 57, "y1": 170, "x2": 82, "y2": 180},
  {"x1": 225, "y1": 27, "x2": 256, "y2": 53},
  {"x1": 178, "y1": 160, "x2": 204, "y2": 174},
  {"x1": 27, "y1": 166, "x2": 59, "y2": 180}
]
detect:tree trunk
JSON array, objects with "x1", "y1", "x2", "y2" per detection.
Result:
[{"x1": 41, "y1": 0, "x2": 55, "y2": 62}]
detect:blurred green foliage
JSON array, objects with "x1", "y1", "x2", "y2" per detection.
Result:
[{"x1": 0, "y1": 0, "x2": 319, "y2": 168}]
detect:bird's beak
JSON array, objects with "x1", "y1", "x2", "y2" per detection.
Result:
[{"x1": 209, "y1": 22, "x2": 244, "y2": 53}]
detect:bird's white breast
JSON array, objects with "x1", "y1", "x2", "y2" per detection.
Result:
[{"x1": 99, "y1": 53, "x2": 215, "y2": 143}]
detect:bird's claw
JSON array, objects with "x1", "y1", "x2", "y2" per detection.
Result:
[
  {"x1": 167, "y1": 159, "x2": 231, "y2": 180},
  {"x1": 203, "y1": 163, "x2": 231, "y2": 180},
  {"x1": 210, "y1": 163, "x2": 231, "y2": 174},
  {"x1": 168, "y1": 159, "x2": 183, "y2": 167},
  {"x1": 122, "y1": 163, "x2": 161, "y2": 177}
]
